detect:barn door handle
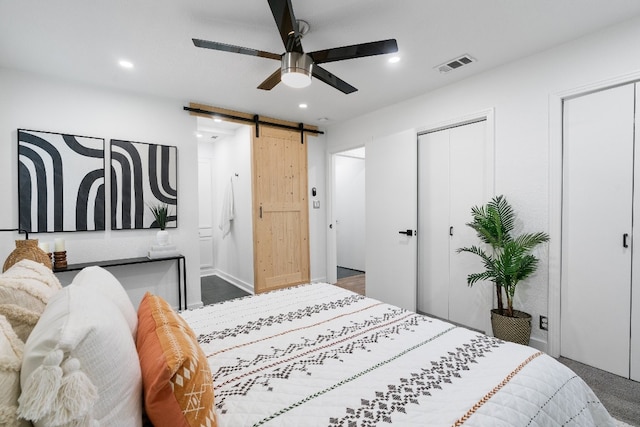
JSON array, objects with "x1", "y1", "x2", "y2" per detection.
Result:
[
  {"x1": 398, "y1": 229, "x2": 413, "y2": 236},
  {"x1": 259, "y1": 206, "x2": 263, "y2": 219},
  {"x1": 623, "y1": 233, "x2": 629, "y2": 248}
]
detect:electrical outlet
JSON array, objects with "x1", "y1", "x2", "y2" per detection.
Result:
[
  {"x1": 539, "y1": 315, "x2": 548, "y2": 331},
  {"x1": 313, "y1": 200, "x2": 320, "y2": 209}
]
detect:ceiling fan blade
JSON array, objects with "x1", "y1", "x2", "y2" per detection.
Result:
[
  {"x1": 192, "y1": 38, "x2": 281, "y2": 61},
  {"x1": 312, "y1": 65, "x2": 357, "y2": 94},
  {"x1": 257, "y1": 68, "x2": 282, "y2": 90},
  {"x1": 310, "y1": 39, "x2": 398, "y2": 64},
  {"x1": 267, "y1": 0, "x2": 303, "y2": 53}
]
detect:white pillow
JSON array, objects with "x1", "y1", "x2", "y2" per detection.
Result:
[
  {"x1": 0, "y1": 259, "x2": 62, "y2": 342},
  {"x1": 0, "y1": 314, "x2": 30, "y2": 427},
  {"x1": 18, "y1": 284, "x2": 142, "y2": 427},
  {"x1": 71, "y1": 266, "x2": 138, "y2": 337}
]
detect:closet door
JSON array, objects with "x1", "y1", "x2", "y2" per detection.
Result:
[
  {"x1": 417, "y1": 129, "x2": 450, "y2": 319},
  {"x1": 631, "y1": 83, "x2": 640, "y2": 382},
  {"x1": 561, "y1": 83, "x2": 635, "y2": 378},
  {"x1": 447, "y1": 122, "x2": 490, "y2": 332},
  {"x1": 417, "y1": 120, "x2": 490, "y2": 333}
]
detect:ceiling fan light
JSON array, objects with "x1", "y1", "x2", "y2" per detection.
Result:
[{"x1": 281, "y1": 52, "x2": 313, "y2": 88}]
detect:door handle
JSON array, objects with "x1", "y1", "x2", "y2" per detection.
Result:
[
  {"x1": 398, "y1": 229, "x2": 413, "y2": 236},
  {"x1": 623, "y1": 233, "x2": 629, "y2": 248},
  {"x1": 450, "y1": 226, "x2": 454, "y2": 236}
]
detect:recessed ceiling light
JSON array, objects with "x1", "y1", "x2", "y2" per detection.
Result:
[
  {"x1": 318, "y1": 117, "x2": 329, "y2": 122},
  {"x1": 118, "y1": 60, "x2": 134, "y2": 69},
  {"x1": 195, "y1": 133, "x2": 203, "y2": 138},
  {"x1": 299, "y1": 103, "x2": 308, "y2": 109},
  {"x1": 388, "y1": 56, "x2": 400, "y2": 64}
]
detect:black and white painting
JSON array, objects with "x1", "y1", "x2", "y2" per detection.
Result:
[
  {"x1": 110, "y1": 139, "x2": 178, "y2": 230},
  {"x1": 18, "y1": 129, "x2": 105, "y2": 233}
]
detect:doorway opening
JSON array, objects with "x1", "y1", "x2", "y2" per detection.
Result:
[{"x1": 332, "y1": 147, "x2": 366, "y2": 295}]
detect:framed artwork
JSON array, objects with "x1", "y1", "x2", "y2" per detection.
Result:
[
  {"x1": 110, "y1": 139, "x2": 178, "y2": 230},
  {"x1": 18, "y1": 129, "x2": 106, "y2": 233}
]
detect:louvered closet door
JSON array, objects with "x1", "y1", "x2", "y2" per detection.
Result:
[
  {"x1": 417, "y1": 120, "x2": 490, "y2": 333},
  {"x1": 561, "y1": 83, "x2": 635, "y2": 379}
]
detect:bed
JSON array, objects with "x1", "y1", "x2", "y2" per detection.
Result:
[{"x1": 180, "y1": 282, "x2": 615, "y2": 427}]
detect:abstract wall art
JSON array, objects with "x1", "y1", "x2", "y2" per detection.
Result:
[
  {"x1": 18, "y1": 129, "x2": 106, "y2": 233},
  {"x1": 110, "y1": 139, "x2": 178, "y2": 230}
]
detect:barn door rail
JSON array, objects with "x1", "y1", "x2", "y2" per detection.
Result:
[{"x1": 183, "y1": 106, "x2": 323, "y2": 142}]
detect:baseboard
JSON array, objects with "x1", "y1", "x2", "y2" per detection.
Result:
[
  {"x1": 200, "y1": 266, "x2": 215, "y2": 277},
  {"x1": 311, "y1": 276, "x2": 328, "y2": 284},
  {"x1": 528, "y1": 336, "x2": 547, "y2": 353},
  {"x1": 211, "y1": 270, "x2": 254, "y2": 295},
  {"x1": 187, "y1": 301, "x2": 204, "y2": 310}
]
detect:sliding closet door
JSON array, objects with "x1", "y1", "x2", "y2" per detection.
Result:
[
  {"x1": 417, "y1": 129, "x2": 449, "y2": 319},
  {"x1": 418, "y1": 120, "x2": 490, "y2": 333},
  {"x1": 632, "y1": 83, "x2": 640, "y2": 382},
  {"x1": 447, "y1": 122, "x2": 490, "y2": 332},
  {"x1": 561, "y1": 83, "x2": 635, "y2": 378}
]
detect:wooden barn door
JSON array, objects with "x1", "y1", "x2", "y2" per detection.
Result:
[{"x1": 252, "y1": 126, "x2": 310, "y2": 293}]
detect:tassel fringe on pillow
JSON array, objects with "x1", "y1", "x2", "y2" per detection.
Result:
[{"x1": 17, "y1": 349, "x2": 98, "y2": 426}]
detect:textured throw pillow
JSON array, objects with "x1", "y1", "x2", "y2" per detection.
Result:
[
  {"x1": 0, "y1": 315, "x2": 30, "y2": 427},
  {"x1": 71, "y1": 266, "x2": 138, "y2": 337},
  {"x1": 137, "y1": 292, "x2": 216, "y2": 427},
  {"x1": 0, "y1": 259, "x2": 62, "y2": 342},
  {"x1": 18, "y1": 284, "x2": 142, "y2": 427}
]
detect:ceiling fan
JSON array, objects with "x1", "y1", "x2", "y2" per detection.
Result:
[{"x1": 192, "y1": 0, "x2": 398, "y2": 94}]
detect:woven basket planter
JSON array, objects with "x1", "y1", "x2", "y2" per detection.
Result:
[{"x1": 491, "y1": 309, "x2": 532, "y2": 345}]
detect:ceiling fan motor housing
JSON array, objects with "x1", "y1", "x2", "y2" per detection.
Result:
[{"x1": 281, "y1": 52, "x2": 313, "y2": 88}]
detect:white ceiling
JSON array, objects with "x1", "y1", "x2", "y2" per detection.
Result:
[{"x1": 2, "y1": 0, "x2": 640, "y2": 127}]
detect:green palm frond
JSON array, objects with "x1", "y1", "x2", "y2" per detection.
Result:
[{"x1": 457, "y1": 195, "x2": 549, "y2": 316}]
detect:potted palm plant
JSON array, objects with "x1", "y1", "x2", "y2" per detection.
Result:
[
  {"x1": 148, "y1": 203, "x2": 171, "y2": 246},
  {"x1": 457, "y1": 195, "x2": 549, "y2": 345}
]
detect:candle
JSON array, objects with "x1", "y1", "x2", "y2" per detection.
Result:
[
  {"x1": 38, "y1": 241, "x2": 50, "y2": 253},
  {"x1": 54, "y1": 238, "x2": 65, "y2": 252}
]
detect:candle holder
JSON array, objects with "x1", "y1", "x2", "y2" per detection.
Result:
[{"x1": 53, "y1": 251, "x2": 67, "y2": 269}]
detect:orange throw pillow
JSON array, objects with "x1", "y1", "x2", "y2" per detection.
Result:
[{"x1": 136, "y1": 292, "x2": 216, "y2": 427}]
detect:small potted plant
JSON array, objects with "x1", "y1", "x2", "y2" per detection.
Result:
[
  {"x1": 457, "y1": 195, "x2": 549, "y2": 345},
  {"x1": 148, "y1": 203, "x2": 171, "y2": 246}
]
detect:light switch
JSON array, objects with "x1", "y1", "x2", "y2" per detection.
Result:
[{"x1": 313, "y1": 200, "x2": 320, "y2": 209}]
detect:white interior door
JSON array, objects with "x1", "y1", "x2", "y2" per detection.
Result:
[
  {"x1": 562, "y1": 83, "x2": 635, "y2": 378},
  {"x1": 418, "y1": 120, "x2": 490, "y2": 333},
  {"x1": 631, "y1": 83, "x2": 640, "y2": 382},
  {"x1": 448, "y1": 122, "x2": 491, "y2": 333},
  {"x1": 366, "y1": 129, "x2": 417, "y2": 311},
  {"x1": 418, "y1": 129, "x2": 449, "y2": 319}
]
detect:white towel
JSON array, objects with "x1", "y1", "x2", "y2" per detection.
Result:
[{"x1": 219, "y1": 178, "x2": 235, "y2": 238}]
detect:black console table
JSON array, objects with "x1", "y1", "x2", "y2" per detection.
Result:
[{"x1": 53, "y1": 255, "x2": 188, "y2": 310}]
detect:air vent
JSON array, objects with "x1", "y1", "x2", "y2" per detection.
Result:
[{"x1": 435, "y1": 54, "x2": 476, "y2": 73}]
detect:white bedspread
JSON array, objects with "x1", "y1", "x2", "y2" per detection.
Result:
[{"x1": 181, "y1": 283, "x2": 614, "y2": 427}]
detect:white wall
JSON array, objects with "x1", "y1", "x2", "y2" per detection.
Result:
[
  {"x1": 208, "y1": 126, "x2": 254, "y2": 293},
  {"x1": 335, "y1": 155, "x2": 365, "y2": 271},
  {"x1": 325, "y1": 15, "x2": 640, "y2": 351},
  {"x1": 0, "y1": 68, "x2": 201, "y2": 310},
  {"x1": 308, "y1": 134, "x2": 328, "y2": 283}
]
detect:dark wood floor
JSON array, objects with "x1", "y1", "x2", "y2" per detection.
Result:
[
  {"x1": 335, "y1": 267, "x2": 365, "y2": 295},
  {"x1": 200, "y1": 275, "x2": 250, "y2": 306}
]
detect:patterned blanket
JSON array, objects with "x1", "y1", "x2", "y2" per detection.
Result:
[{"x1": 181, "y1": 283, "x2": 614, "y2": 427}]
